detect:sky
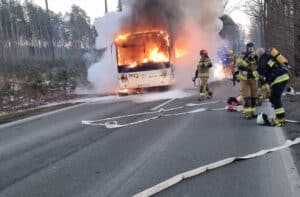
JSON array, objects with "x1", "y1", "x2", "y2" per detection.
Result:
[
  {"x1": 24, "y1": 0, "x2": 251, "y2": 27},
  {"x1": 23, "y1": 0, "x2": 119, "y2": 22},
  {"x1": 225, "y1": 0, "x2": 251, "y2": 27}
]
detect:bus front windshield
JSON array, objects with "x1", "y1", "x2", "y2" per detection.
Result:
[{"x1": 115, "y1": 32, "x2": 170, "y2": 73}]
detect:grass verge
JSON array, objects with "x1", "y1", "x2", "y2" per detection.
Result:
[{"x1": 0, "y1": 103, "x2": 81, "y2": 125}]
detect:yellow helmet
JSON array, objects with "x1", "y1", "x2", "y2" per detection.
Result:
[{"x1": 228, "y1": 50, "x2": 234, "y2": 55}]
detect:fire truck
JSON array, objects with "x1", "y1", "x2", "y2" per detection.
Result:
[{"x1": 114, "y1": 30, "x2": 175, "y2": 94}]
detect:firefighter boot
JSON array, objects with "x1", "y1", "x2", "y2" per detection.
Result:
[
  {"x1": 270, "y1": 118, "x2": 285, "y2": 127},
  {"x1": 243, "y1": 97, "x2": 253, "y2": 119},
  {"x1": 199, "y1": 84, "x2": 206, "y2": 101},
  {"x1": 251, "y1": 97, "x2": 258, "y2": 118},
  {"x1": 207, "y1": 89, "x2": 213, "y2": 99}
]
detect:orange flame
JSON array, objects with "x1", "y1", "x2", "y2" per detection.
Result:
[
  {"x1": 175, "y1": 48, "x2": 188, "y2": 59},
  {"x1": 149, "y1": 47, "x2": 169, "y2": 63},
  {"x1": 115, "y1": 30, "x2": 171, "y2": 66}
]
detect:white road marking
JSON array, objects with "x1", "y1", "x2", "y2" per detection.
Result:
[
  {"x1": 151, "y1": 98, "x2": 176, "y2": 111},
  {"x1": 132, "y1": 137, "x2": 300, "y2": 197}
]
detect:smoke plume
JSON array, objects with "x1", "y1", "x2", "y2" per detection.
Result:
[{"x1": 85, "y1": 0, "x2": 225, "y2": 93}]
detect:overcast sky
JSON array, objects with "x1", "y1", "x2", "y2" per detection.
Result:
[
  {"x1": 24, "y1": 0, "x2": 250, "y2": 27},
  {"x1": 23, "y1": 0, "x2": 119, "y2": 22}
]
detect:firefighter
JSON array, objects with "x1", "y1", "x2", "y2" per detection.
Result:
[
  {"x1": 256, "y1": 48, "x2": 290, "y2": 126},
  {"x1": 223, "y1": 50, "x2": 236, "y2": 78},
  {"x1": 227, "y1": 50, "x2": 236, "y2": 65},
  {"x1": 193, "y1": 49, "x2": 213, "y2": 101},
  {"x1": 236, "y1": 43, "x2": 259, "y2": 119}
]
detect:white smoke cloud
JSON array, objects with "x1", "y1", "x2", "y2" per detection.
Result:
[
  {"x1": 172, "y1": 0, "x2": 226, "y2": 88},
  {"x1": 174, "y1": 18, "x2": 225, "y2": 88},
  {"x1": 85, "y1": 10, "x2": 130, "y2": 94}
]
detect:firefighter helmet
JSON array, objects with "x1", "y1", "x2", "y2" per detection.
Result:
[
  {"x1": 257, "y1": 113, "x2": 270, "y2": 125},
  {"x1": 246, "y1": 42, "x2": 255, "y2": 53},
  {"x1": 228, "y1": 50, "x2": 234, "y2": 55},
  {"x1": 200, "y1": 49, "x2": 208, "y2": 56}
]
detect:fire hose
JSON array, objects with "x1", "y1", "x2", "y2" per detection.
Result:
[{"x1": 132, "y1": 137, "x2": 300, "y2": 197}]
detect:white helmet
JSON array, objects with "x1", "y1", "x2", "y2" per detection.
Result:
[
  {"x1": 257, "y1": 113, "x2": 270, "y2": 125},
  {"x1": 287, "y1": 86, "x2": 295, "y2": 95},
  {"x1": 257, "y1": 113, "x2": 265, "y2": 125}
]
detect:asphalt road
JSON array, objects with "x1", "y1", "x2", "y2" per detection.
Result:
[{"x1": 0, "y1": 81, "x2": 299, "y2": 197}]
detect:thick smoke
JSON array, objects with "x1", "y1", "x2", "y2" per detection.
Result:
[
  {"x1": 121, "y1": 0, "x2": 183, "y2": 38},
  {"x1": 86, "y1": 0, "x2": 225, "y2": 93},
  {"x1": 121, "y1": 0, "x2": 223, "y2": 36}
]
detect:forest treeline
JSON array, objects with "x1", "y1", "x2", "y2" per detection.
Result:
[{"x1": 0, "y1": 0, "x2": 97, "y2": 80}]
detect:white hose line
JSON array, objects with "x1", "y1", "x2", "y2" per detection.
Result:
[
  {"x1": 82, "y1": 99, "x2": 300, "y2": 128},
  {"x1": 283, "y1": 92, "x2": 300, "y2": 96},
  {"x1": 133, "y1": 137, "x2": 300, "y2": 197},
  {"x1": 286, "y1": 119, "x2": 300, "y2": 124},
  {"x1": 151, "y1": 98, "x2": 176, "y2": 111},
  {"x1": 82, "y1": 100, "x2": 224, "y2": 127},
  {"x1": 185, "y1": 100, "x2": 224, "y2": 107},
  {"x1": 82, "y1": 107, "x2": 227, "y2": 129}
]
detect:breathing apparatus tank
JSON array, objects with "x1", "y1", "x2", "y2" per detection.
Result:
[{"x1": 269, "y1": 48, "x2": 288, "y2": 65}]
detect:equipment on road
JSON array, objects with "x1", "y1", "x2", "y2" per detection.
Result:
[
  {"x1": 256, "y1": 113, "x2": 269, "y2": 125},
  {"x1": 286, "y1": 86, "x2": 295, "y2": 95},
  {"x1": 256, "y1": 113, "x2": 288, "y2": 127},
  {"x1": 227, "y1": 96, "x2": 244, "y2": 112}
]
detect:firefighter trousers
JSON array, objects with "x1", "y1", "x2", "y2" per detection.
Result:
[
  {"x1": 270, "y1": 80, "x2": 288, "y2": 120},
  {"x1": 199, "y1": 77, "x2": 212, "y2": 98},
  {"x1": 240, "y1": 79, "x2": 258, "y2": 117}
]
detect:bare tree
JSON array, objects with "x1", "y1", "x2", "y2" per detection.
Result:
[
  {"x1": 242, "y1": 0, "x2": 265, "y2": 46},
  {"x1": 45, "y1": 0, "x2": 55, "y2": 61},
  {"x1": 117, "y1": 0, "x2": 122, "y2": 12},
  {"x1": 224, "y1": 0, "x2": 244, "y2": 15},
  {"x1": 104, "y1": 0, "x2": 108, "y2": 13},
  {"x1": 224, "y1": 0, "x2": 230, "y2": 10},
  {"x1": 293, "y1": 0, "x2": 300, "y2": 75}
]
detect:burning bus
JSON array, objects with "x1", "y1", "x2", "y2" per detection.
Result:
[{"x1": 114, "y1": 30, "x2": 175, "y2": 94}]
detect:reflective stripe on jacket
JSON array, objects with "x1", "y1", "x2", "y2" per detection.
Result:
[{"x1": 271, "y1": 74, "x2": 289, "y2": 86}]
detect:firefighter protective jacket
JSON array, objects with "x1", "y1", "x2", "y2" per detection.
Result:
[
  {"x1": 197, "y1": 57, "x2": 212, "y2": 78},
  {"x1": 237, "y1": 53, "x2": 259, "y2": 81},
  {"x1": 257, "y1": 53, "x2": 290, "y2": 86}
]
